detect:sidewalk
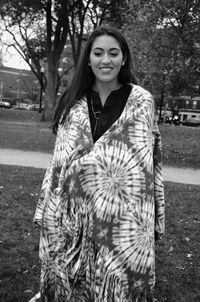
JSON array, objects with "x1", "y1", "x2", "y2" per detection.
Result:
[{"x1": 0, "y1": 148, "x2": 200, "y2": 185}]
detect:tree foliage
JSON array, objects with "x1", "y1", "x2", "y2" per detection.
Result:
[
  {"x1": 110, "y1": 0, "x2": 200, "y2": 101},
  {"x1": 155, "y1": 0, "x2": 200, "y2": 96}
]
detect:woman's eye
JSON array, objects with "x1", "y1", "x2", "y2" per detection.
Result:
[
  {"x1": 110, "y1": 52, "x2": 118, "y2": 57},
  {"x1": 92, "y1": 51, "x2": 119, "y2": 57},
  {"x1": 94, "y1": 52, "x2": 102, "y2": 57}
]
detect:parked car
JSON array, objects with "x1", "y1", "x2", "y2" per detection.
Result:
[
  {"x1": 165, "y1": 114, "x2": 181, "y2": 125},
  {"x1": 182, "y1": 117, "x2": 200, "y2": 127},
  {"x1": 12, "y1": 103, "x2": 35, "y2": 111},
  {"x1": 12, "y1": 105, "x2": 27, "y2": 110},
  {"x1": 0, "y1": 100, "x2": 11, "y2": 108}
]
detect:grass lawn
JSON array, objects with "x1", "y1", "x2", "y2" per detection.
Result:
[
  {"x1": 0, "y1": 109, "x2": 55, "y2": 154},
  {"x1": 0, "y1": 165, "x2": 200, "y2": 302},
  {"x1": 159, "y1": 124, "x2": 200, "y2": 169},
  {"x1": 0, "y1": 108, "x2": 200, "y2": 169},
  {"x1": 0, "y1": 165, "x2": 44, "y2": 302}
]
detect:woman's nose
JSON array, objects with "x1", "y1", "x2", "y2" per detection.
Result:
[{"x1": 101, "y1": 53, "x2": 111, "y2": 63}]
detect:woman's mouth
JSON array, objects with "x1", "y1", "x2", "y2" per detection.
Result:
[{"x1": 99, "y1": 67, "x2": 113, "y2": 71}]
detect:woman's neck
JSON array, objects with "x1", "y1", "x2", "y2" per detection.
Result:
[{"x1": 93, "y1": 81, "x2": 122, "y2": 106}]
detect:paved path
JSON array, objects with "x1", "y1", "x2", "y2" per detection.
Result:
[{"x1": 0, "y1": 148, "x2": 200, "y2": 185}]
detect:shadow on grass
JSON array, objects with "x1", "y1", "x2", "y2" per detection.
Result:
[{"x1": 0, "y1": 165, "x2": 200, "y2": 301}]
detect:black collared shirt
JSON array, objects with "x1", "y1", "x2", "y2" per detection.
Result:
[{"x1": 87, "y1": 84, "x2": 132, "y2": 142}]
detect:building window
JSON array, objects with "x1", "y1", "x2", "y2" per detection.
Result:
[
  {"x1": 185, "y1": 100, "x2": 190, "y2": 109},
  {"x1": 193, "y1": 100, "x2": 197, "y2": 110},
  {"x1": 183, "y1": 114, "x2": 187, "y2": 121}
]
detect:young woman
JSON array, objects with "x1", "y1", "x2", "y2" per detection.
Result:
[{"x1": 32, "y1": 25, "x2": 165, "y2": 302}]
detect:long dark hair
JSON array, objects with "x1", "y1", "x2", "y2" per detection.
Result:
[{"x1": 53, "y1": 25, "x2": 137, "y2": 134}]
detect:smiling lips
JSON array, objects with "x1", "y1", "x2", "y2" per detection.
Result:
[{"x1": 99, "y1": 66, "x2": 113, "y2": 72}]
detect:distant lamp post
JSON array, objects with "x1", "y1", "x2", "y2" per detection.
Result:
[
  {"x1": 159, "y1": 69, "x2": 168, "y2": 122},
  {"x1": 39, "y1": 67, "x2": 45, "y2": 113}
]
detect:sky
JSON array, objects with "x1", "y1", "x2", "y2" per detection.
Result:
[
  {"x1": 3, "y1": 47, "x2": 30, "y2": 70},
  {"x1": 2, "y1": 31, "x2": 30, "y2": 70}
]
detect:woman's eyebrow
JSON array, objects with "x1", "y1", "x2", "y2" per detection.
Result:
[{"x1": 92, "y1": 47, "x2": 120, "y2": 51}]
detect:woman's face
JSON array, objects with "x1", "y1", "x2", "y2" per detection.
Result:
[{"x1": 89, "y1": 35, "x2": 124, "y2": 87}]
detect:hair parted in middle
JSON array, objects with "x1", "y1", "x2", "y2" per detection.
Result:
[{"x1": 53, "y1": 25, "x2": 137, "y2": 133}]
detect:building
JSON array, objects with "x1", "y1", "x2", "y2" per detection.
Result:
[
  {"x1": 164, "y1": 95, "x2": 200, "y2": 122},
  {"x1": 0, "y1": 66, "x2": 39, "y2": 106}
]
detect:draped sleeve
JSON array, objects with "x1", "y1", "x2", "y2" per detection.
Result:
[
  {"x1": 33, "y1": 100, "x2": 93, "y2": 227},
  {"x1": 33, "y1": 119, "x2": 69, "y2": 226}
]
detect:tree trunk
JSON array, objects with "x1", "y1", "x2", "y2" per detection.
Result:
[{"x1": 43, "y1": 55, "x2": 58, "y2": 121}]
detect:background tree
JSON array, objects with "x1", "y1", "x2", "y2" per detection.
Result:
[
  {"x1": 111, "y1": 0, "x2": 200, "y2": 110},
  {"x1": 109, "y1": 1, "x2": 164, "y2": 94},
  {"x1": 153, "y1": 0, "x2": 200, "y2": 97}
]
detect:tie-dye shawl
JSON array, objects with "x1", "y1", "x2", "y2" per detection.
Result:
[{"x1": 34, "y1": 84, "x2": 165, "y2": 302}]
